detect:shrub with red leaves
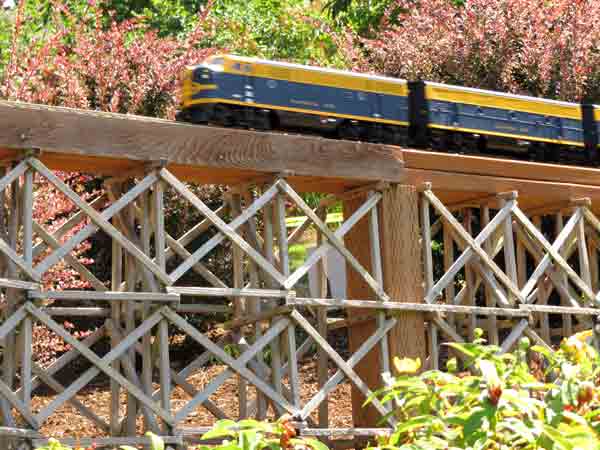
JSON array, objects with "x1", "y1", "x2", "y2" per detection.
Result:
[{"x1": 346, "y1": 0, "x2": 600, "y2": 102}]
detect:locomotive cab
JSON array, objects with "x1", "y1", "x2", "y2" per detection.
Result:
[{"x1": 177, "y1": 56, "x2": 226, "y2": 122}]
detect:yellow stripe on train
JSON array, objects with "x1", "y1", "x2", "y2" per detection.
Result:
[
  {"x1": 426, "y1": 84, "x2": 582, "y2": 121},
  {"x1": 213, "y1": 54, "x2": 409, "y2": 98}
]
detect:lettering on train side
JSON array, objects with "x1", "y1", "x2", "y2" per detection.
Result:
[{"x1": 291, "y1": 99, "x2": 320, "y2": 107}]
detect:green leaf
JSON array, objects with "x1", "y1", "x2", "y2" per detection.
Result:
[{"x1": 145, "y1": 432, "x2": 165, "y2": 450}]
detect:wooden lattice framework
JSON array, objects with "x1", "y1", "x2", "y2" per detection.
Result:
[{"x1": 2, "y1": 101, "x2": 600, "y2": 448}]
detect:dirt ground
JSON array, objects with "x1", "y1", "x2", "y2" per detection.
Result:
[{"x1": 29, "y1": 353, "x2": 354, "y2": 442}]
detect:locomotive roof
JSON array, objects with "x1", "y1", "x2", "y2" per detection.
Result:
[{"x1": 204, "y1": 54, "x2": 599, "y2": 112}]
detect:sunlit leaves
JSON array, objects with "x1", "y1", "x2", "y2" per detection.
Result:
[{"x1": 368, "y1": 335, "x2": 600, "y2": 450}]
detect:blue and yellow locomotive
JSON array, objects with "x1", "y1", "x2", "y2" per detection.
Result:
[{"x1": 177, "y1": 54, "x2": 600, "y2": 164}]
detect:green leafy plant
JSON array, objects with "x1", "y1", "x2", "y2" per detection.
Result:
[
  {"x1": 121, "y1": 432, "x2": 165, "y2": 450},
  {"x1": 198, "y1": 417, "x2": 329, "y2": 450},
  {"x1": 366, "y1": 329, "x2": 600, "y2": 450}
]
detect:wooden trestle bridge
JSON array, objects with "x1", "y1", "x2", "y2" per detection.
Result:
[{"x1": 1, "y1": 100, "x2": 600, "y2": 448}]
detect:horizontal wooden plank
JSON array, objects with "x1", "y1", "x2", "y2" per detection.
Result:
[
  {"x1": 406, "y1": 168, "x2": 600, "y2": 211},
  {"x1": 28, "y1": 290, "x2": 179, "y2": 302},
  {"x1": 167, "y1": 286, "x2": 289, "y2": 298},
  {"x1": 519, "y1": 304, "x2": 600, "y2": 315},
  {"x1": 289, "y1": 297, "x2": 530, "y2": 316},
  {"x1": 0, "y1": 278, "x2": 40, "y2": 290},
  {"x1": 0, "y1": 101, "x2": 404, "y2": 183},
  {"x1": 404, "y1": 149, "x2": 600, "y2": 188}
]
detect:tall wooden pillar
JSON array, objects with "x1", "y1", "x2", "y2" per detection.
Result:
[{"x1": 345, "y1": 184, "x2": 427, "y2": 427}]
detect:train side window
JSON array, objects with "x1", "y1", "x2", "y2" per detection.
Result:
[
  {"x1": 357, "y1": 92, "x2": 367, "y2": 101},
  {"x1": 267, "y1": 80, "x2": 278, "y2": 89}
]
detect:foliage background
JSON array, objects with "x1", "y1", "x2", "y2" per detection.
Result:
[{"x1": 3, "y1": 0, "x2": 600, "y2": 363}]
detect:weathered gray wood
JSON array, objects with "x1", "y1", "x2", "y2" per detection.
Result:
[
  {"x1": 161, "y1": 310, "x2": 298, "y2": 420},
  {"x1": 0, "y1": 377, "x2": 38, "y2": 428},
  {"x1": 280, "y1": 180, "x2": 388, "y2": 300},
  {"x1": 32, "y1": 221, "x2": 107, "y2": 291},
  {"x1": 315, "y1": 207, "x2": 329, "y2": 428},
  {"x1": 0, "y1": 160, "x2": 28, "y2": 196},
  {"x1": 36, "y1": 172, "x2": 158, "y2": 276},
  {"x1": 39, "y1": 307, "x2": 110, "y2": 316},
  {"x1": 424, "y1": 190, "x2": 522, "y2": 303},
  {"x1": 32, "y1": 195, "x2": 105, "y2": 260},
  {"x1": 165, "y1": 175, "x2": 282, "y2": 283},
  {"x1": 163, "y1": 206, "x2": 227, "y2": 263},
  {"x1": 27, "y1": 326, "x2": 105, "y2": 392},
  {"x1": 0, "y1": 237, "x2": 39, "y2": 281},
  {"x1": 554, "y1": 213, "x2": 573, "y2": 336},
  {"x1": 300, "y1": 317, "x2": 396, "y2": 421},
  {"x1": 31, "y1": 435, "x2": 183, "y2": 448},
  {"x1": 20, "y1": 316, "x2": 32, "y2": 411},
  {"x1": 154, "y1": 181, "x2": 166, "y2": 271},
  {"x1": 288, "y1": 297, "x2": 528, "y2": 316},
  {"x1": 500, "y1": 319, "x2": 529, "y2": 353},
  {"x1": 368, "y1": 195, "x2": 390, "y2": 377},
  {"x1": 516, "y1": 208, "x2": 596, "y2": 304},
  {"x1": 0, "y1": 427, "x2": 41, "y2": 439},
  {"x1": 175, "y1": 303, "x2": 229, "y2": 314},
  {"x1": 519, "y1": 304, "x2": 600, "y2": 315},
  {"x1": 0, "y1": 306, "x2": 27, "y2": 341},
  {"x1": 0, "y1": 175, "x2": 19, "y2": 428},
  {"x1": 301, "y1": 428, "x2": 392, "y2": 437},
  {"x1": 577, "y1": 214, "x2": 593, "y2": 290},
  {"x1": 428, "y1": 324, "x2": 439, "y2": 370},
  {"x1": 30, "y1": 362, "x2": 110, "y2": 432},
  {"x1": 284, "y1": 192, "x2": 381, "y2": 289},
  {"x1": 442, "y1": 221, "x2": 456, "y2": 310},
  {"x1": 0, "y1": 278, "x2": 39, "y2": 290},
  {"x1": 110, "y1": 237, "x2": 122, "y2": 436},
  {"x1": 285, "y1": 322, "x2": 301, "y2": 409},
  {"x1": 500, "y1": 198, "x2": 518, "y2": 304},
  {"x1": 30, "y1": 159, "x2": 171, "y2": 285},
  {"x1": 29, "y1": 290, "x2": 179, "y2": 302},
  {"x1": 424, "y1": 197, "x2": 514, "y2": 303},
  {"x1": 105, "y1": 320, "x2": 161, "y2": 433},
  {"x1": 481, "y1": 206, "x2": 500, "y2": 345},
  {"x1": 22, "y1": 169, "x2": 33, "y2": 272},
  {"x1": 421, "y1": 194, "x2": 434, "y2": 294},
  {"x1": 167, "y1": 286, "x2": 287, "y2": 298},
  {"x1": 29, "y1": 304, "x2": 173, "y2": 425},
  {"x1": 164, "y1": 233, "x2": 227, "y2": 288},
  {"x1": 292, "y1": 310, "x2": 394, "y2": 425}
]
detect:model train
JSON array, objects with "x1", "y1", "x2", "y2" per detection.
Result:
[{"x1": 176, "y1": 54, "x2": 600, "y2": 164}]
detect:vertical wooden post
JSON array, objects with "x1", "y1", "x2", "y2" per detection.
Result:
[
  {"x1": 421, "y1": 193, "x2": 438, "y2": 369},
  {"x1": 482, "y1": 206, "x2": 498, "y2": 345},
  {"x1": 1, "y1": 175, "x2": 20, "y2": 428},
  {"x1": 229, "y1": 192, "x2": 248, "y2": 419},
  {"x1": 345, "y1": 184, "x2": 427, "y2": 428},
  {"x1": 110, "y1": 236, "x2": 122, "y2": 436},
  {"x1": 555, "y1": 214, "x2": 572, "y2": 337},
  {"x1": 316, "y1": 208, "x2": 329, "y2": 427}
]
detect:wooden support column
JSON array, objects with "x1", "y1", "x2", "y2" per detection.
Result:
[{"x1": 345, "y1": 184, "x2": 427, "y2": 428}]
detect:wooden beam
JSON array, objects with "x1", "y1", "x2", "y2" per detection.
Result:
[
  {"x1": 404, "y1": 149, "x2": 600, "y2": 188},
  {"x1": 0, "y1": 101, "x2": 404, "y2": 183}
]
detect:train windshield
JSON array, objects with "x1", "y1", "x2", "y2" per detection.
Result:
[{"x1": 207, "y1": 56, "x2": 225, "y2": 71}]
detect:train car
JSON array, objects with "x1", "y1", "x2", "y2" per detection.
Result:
[{"x1": 177, "y1": 54, "x2": 600, "y2": 164}]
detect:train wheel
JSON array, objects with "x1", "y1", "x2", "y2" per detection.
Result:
[
  {"x1": 383, "y1": 126, "x2": 407, "y2": 146},
  {"x1": 338, "y1": 120, "x2": 363, "y2": 141},
  {"x1": 251, "y1": 109, "x2": 272, "y2": 131},
  {"x1": 213, "y1": 104, "x2": 234, "y2": 127}
]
